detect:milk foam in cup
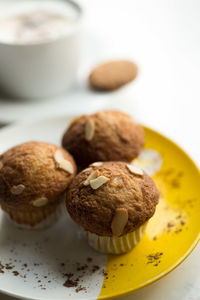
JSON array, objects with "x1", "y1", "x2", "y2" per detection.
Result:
[{"x1": 0, "y1": 1, "x2": 79, "y2": 44}]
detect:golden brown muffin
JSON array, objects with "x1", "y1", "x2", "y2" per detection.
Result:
[
  {"x1": 0, "y1": 141, "x2": 76, "y2": 227},
  {"x1": 62, "y1": 111, "x2": 145, "y2": 169},
  {"x1": 89, "y1": 60, "x2": 138, "y2": 91},
  {"x1": 66, "y1": 161, "x2": 159, "y2": 237}
]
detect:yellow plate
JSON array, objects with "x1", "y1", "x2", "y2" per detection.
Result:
[{"x1": 99, "y1": 126, "x2": 200, "y2": 299}]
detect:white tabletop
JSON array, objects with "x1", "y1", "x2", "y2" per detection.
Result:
[{"x1": 0, "y1": 0, "x2": 200, "y2": 299}]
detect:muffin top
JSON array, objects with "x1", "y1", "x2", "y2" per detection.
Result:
[
  {"x1": 0, "y1": 141, "x2": 76, "y2": 210},
  {"x1": 66, "y1": 161, "x2": 159, "y2": 237},
  {"x1": 62, "y1": 110, "x2": 145, "y2": 168}
]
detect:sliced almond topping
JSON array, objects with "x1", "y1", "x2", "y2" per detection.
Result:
[
  {"x1": 59, "y1": 160, "x2": 74, "y2": 174},
  {"x1": 83, "y1": 170, "x2": 98, "y2": 186},
  {"x1": 90, "y1": 176, "x2": 109, "y2": 190},
  {"x1": 32, "y1": 197, "x2": 48, "y2": 207},
  {"x1": 10, "y1": 184, "x2": 25, "y2": 195},
  {"x1": 82, "y1": 167, "x2": 92, "y2": 173},
  {"x1": 54, "y1": 150, "x2": 64, "y2": 164},
  {"x1": 85, "y1": 118, "x2": 95, "y2": 141},
  {"x1": 111, "y1": 208, "x2": 128, "y2": 236},
  {"x1": 126, "y1": 164, "x2": 143, "y2": 176},
  {"x1": 90, "y1": 162, "x2": 103, "y2": 167},
  {"x1": 0, "y1": 161, "x2": 3, "y2": 170}
]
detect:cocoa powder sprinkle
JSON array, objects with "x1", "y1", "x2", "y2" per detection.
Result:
[
  {"x1": 76, "y1": 286, "x2": 86, "y2": 293},
  {"x1": 12, "y1": 271, "x2": 19, "y2": 276},
  {"x1": 87, "y1": 257, "x2": 92, "y2": 263},
  {"x1": 63, "y1": 279, "x2": 78, "y2": 288},
  {"x1": 64, "y1": 273, "x2": 73, "y2": 278},
  {"x1": 147, "y1": 252, "x2": 163, "y2": 266}
]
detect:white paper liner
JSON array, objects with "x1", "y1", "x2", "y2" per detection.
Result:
[
  {"x1": 5, "y1": 201, "x2": 65, "y2": 230},
  {"x1": 85, "y1": 223, "x2": 147, "y2": 254}
]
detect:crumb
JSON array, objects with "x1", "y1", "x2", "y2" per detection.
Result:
[
  {"x1": 77, "y1": 264, "x2": 88, "y2": 271},
  {"x1": 171, "y1": 178, "x2": 180, "y2": 188},
  {"x1": 92, "y1": 265, "x2": 100, "y2": 273},
  {"x1": 167, "y1": 222, "x2": 174, "y2": 228},
  {"x1": 147, "y1": 252, "x2": 163, "y2": 266},
  {"x1": 63, "y1": 279, "x2": 78, "y2": 288},
  {"x1": 13, "y1": 271, "x2": 19, "y2": 276},
  {"x1": 175, "y1": 228, "x2": 182, "y2": 233},
  {"x1": 64, "y1": 273, "x2": 73, "y2": 278},
  {"x1": 75, "y1": 286, "x2": 86, "y2": 293},
  {"x1": 87, "y1": 257, "x2": 92, "y2": 263},
  {"x1": 5, "y1": 264, "x2": 13, "y2": 270},
  {"x1": 177, "y1": 171, "x2": 184, "y2": 177},
  {"x1": 102, "y1": 270, "x2": 108, "y2": 276}
]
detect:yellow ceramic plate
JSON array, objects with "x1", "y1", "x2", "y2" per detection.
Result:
[{"x1": 99, "y1": 126, "x2": 200, "y2": 299}]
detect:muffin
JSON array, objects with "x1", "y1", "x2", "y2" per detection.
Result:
[
  {"x1": 66, "y1": 161, "x2": 159, "y2": 254},
  {"x1": 62, "y1": 110, "x2": 145, "y2": 168},
  {"x1": 0, "y1": 141, "x2": 76, "y2": 228}
]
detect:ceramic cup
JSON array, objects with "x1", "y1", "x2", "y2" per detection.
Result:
[{"x1": 0, "y1": 0, "x2": 83, "y2": 99}]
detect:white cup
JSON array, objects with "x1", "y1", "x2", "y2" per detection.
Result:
[{"x1": 0, "y1": 0, "x2": 83, "y2": 99}]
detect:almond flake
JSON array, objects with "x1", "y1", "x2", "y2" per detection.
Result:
[
  {"x1": 83, "y1": 170, "x2": 98, "y2": 186},
  {"x1": 111, "y1": 208, "x2": 128, "y2": 236},
  {"x1": 32, "y1": 197, "x2": 48, "y2": 207},
  {"x1": 90, "y1": 162, "x2": 103, "y2": 167},
  {"x1": 54, "y1": 150, "x2": 64, "y2": 164},
  {"x1": 85, "y1": 118, "x2": 95, "y2": 141},
  {"x1": 10, "y1": 184, "x2": 25, "y2": 195},
  {"x1": 82, "y1": 167, "x2": 92, "y2": 173},
  {"x1": 90, "y1": 176, "x2": 109, "y2": 190},
  {"x1": 126, "y1": 164, "x2": 143, "y2": 176},
  {"x1": 59, "y1": 160, "x2": 74, "y2": 174}
]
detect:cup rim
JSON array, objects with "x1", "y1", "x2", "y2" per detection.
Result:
[{"x1": 0, "y1": 0, "x2": 83, "y2": 47}]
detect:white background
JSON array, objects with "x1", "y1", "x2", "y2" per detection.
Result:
[{"x1": 0, "y1": 0, "x2": 200, "y2": 299}]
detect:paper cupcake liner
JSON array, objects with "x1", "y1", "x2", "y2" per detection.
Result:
[
  {"x1": 85, "y1": 223, "x2": 147, "y2": 254},
  {"x1": 4, "y1": 201, "x2": 65, "y2": 230}
]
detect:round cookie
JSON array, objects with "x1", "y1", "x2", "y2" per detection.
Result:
[
  {"x1": 62, "y1": 110, "x2": 145, "y2": 168},
  {"x1": 89, "y1": 60, "x2": 138, "y2": 91},
  {"x1": 0, "y1": 141, "x2": 76, "y2": 227}
]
